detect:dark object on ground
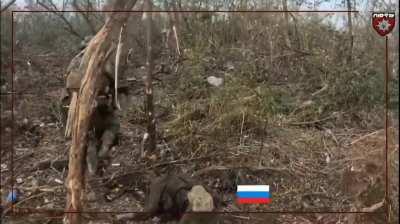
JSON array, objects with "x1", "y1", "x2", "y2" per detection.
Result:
[
  {"x1": 145, "y1": 174, "x2": 193, "y2": 221},
  {"x1": 133, "y1": 174, "x2": 220, "y2": 223}
]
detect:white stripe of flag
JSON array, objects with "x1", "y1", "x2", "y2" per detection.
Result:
[{"x1": 237, "y1": 185, "x2": 269, "y2": 192}]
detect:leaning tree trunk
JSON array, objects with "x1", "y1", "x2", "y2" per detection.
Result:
[{"x1": 64, "y1": 1, "x2": 137, "y2": 223}]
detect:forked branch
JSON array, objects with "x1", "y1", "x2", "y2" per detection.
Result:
[
  {"x1": 1, "y1": 0, "x2": 16, "y2": 12},
  {"x1": 37, "y1": 0, "x2": 84, "y2": 40},
  {"x1": 72, "y1": 0, "x2": 97, "y2": 34}
]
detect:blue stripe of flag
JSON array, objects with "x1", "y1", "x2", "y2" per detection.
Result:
[{"x1": 236, "y1": 191, "x2": 270, "y2": 198}]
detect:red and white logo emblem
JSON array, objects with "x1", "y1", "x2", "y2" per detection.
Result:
[{"x1": 372, "y1": 12, "x2": 396, "y2": 36}]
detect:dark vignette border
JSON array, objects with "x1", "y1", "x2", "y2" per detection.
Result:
[{"x1": 1, "y1": 8, "x2": 391, "y2": 222}]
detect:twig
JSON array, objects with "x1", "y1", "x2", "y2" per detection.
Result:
[
  {"x1": 114, "y1": 23, "x2": 126, "y2": 110},
  {"x1": 301, "y1": 192, "x2": 332, "y2": 199},
  {"x1": 1, "y1": 0, "x2": 16, "y2": 12},
  {"x1": 102, "y1": 153, "x2": 219, "y2": 182},
  {"x1": 239, "y1": 110, "x2": 245, "y2": 146},
  {"x1": 193, "y1": 165, "x2": 290, "y2": 177},
  {"x1": 170, "y1": 1, "x2": 181, "y2": 56},
  {"x1": 258, "y1": 119, "x2": 267, "y2": 167},
  {"x1": 285, "y1": 114, "x2": 336, "y2": 126},
  {"x1": 116, "y1": 213, "x2": 136, "y2": 221},
  {"x1": 104, "y1": 188, "x2": 127, "y2": 202},
  {"x1": 37, "y1": 1, "x2": 83, "y2": 40},
  {"x1": 3, "y1": 207, "x2": 64, "y2": 217},
  {"x1": 288, "y1": 100, "x2": 314, "y2": 117},
  {"x1": 2, "y1": 192, "x2": 48, "y2": 216},
  {"x1": 192, "y1": 165, "x2": 229, "y2": 177},
  {"x1": 140, "y1": 133, "x2": 149, "y2": 159},
  {"x1": 230, "y1": 215, "x2": 250, "y2": 220},
  {"x1": 222, "y1": 213, "x2": 265, "y2": 222},
  {"x1": 30, "y1": 159, "x2": 69, "y2": 171},
  {"x1": 311, "y1": 84, "x2": 328, "y2": 97},
  {"x1": 253, "y1": 166, "x2": 291, "y2": 173},
  {"x1": 14, "y1": 152, "x2": 34, "y2": 162},
  {"x1": 148, "y1": 154, "x2": 217, "y2": 169},
  {"x1": 324, "y1": 128, "x2": 339, "y2": 146},
  {"x1": 350, "y1": 129, "x2": 383, "y2": 145},
  {"x1": 361, "y1": 200, "x2": 385, "y2": 212},
  {"x1": 189, "y1": 144, "x2": 203, "y2": 159},
  {"x1": 65, "y1": 92, "x2": 77, "y2": 138},
  {"x1": 18, "y1": 185, "x2": 63, "y2": 192},
  {"x1": 72, "y1": 0, "x2": 97, "y2": 34}
]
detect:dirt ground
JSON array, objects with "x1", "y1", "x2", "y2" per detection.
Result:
[{"x1": 1, "y1": 46, "x2": 398, "y2": 224}]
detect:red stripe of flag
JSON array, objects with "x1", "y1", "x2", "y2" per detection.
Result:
[{"x1": 237, "y1": 198, "x2": 271, "y2": 204}]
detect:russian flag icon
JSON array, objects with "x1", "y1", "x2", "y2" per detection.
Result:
[{"x1": 236, "y1": 185, "x2": 271, "y2": 204}]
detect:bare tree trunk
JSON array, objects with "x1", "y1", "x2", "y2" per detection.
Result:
[
  {"x1": 289, "y1": 12, "x2": 302, "y2": 50},
  {"x1": 64, "y1": 1, "x2": 137, "y2": 223},
  {"x1": 346, "y1": 0, "x2": 353, "y2": 65},
  {"x1": 282, "y1": 0, "x2": 291, "y2": 49},
  {"x1": 143, "y1": 0, "x2": 157, "y2": 152}
]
